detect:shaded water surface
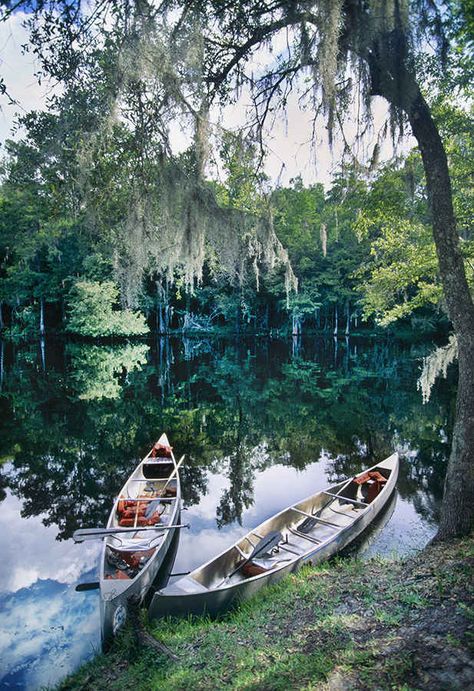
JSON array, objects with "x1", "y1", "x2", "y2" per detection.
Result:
[{"x1": 0, "y1": 336, "x2": 455, "y2": 689}]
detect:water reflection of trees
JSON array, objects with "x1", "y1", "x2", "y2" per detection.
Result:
[
  {"x1": 67, "y1": 343, "x2": 149, "y2": 400},
  {"x1": 0, "y1": 337, "x2": 456, "y2": 536}
]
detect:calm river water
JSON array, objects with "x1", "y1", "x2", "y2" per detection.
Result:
[{"x1": 0, "y1": 335, "x2": 455, "y2": 689}]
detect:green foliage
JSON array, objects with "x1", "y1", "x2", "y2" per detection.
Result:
[
  {"x1": 67, "y1": 343, "x2": 149, "y2": 399},
  {"x1": 355, "y1": 94, "x2": 474, "y2": 328},
  {"x1": 66, "y1": 281, "x2": 149, "y2": 337},
  {"x1": 216, "y1": 133, "x2": 269, "y2": 215},
  {"x1": 0, "y1": 60, "x2": 471, "y2": 339},
  {"x1": 6, "y1": 305, "x2": 39, "y2": 342},
  {"x1": 356, "y1": 213, "x2": 440, "y2": 326},
  {"x1": 270, "y1": 173, "x2": 372, "y2": 331}
]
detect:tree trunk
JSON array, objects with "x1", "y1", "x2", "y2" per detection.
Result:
[
  {"x1": 292, "y1": 311, "x2": 302, "y2": 336},
  {"x1": 369, "y1": 33, "x2": 474, "y2": 538},
  {"x1": 163, "y1": 279, "x2": 171, "y2": 332},
  {"x1": 39, "y1": 296, "x2": 45, "y2": 336},
  {"x1": 406, "y1": 94, "x2": 474, "y2": 539},
  {"x1": 156, "y1": 279, "x2": 166, "y2": 334},
  {"x1": 0, "y1": 339, "x2": 3, "y2": 391},
  {"x1": 263, "y1": 303, "x2": 269, "y2": 332},
  {"x1": 333, "y1": 304, "x2": 338, "y2": 336},
  {"x1": 40, "y1": 336, "x2": 46, "y2": 371}
]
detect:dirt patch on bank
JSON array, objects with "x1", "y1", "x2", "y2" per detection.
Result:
[{"x1": 316, "y1": 538, "x2": 474, "y2": 690}]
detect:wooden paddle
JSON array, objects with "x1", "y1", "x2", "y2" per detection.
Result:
[
  {"x1": 72, "y1": 523, "x2": 190, "y2": 542},
  {"x1": 223, "y1": 530, "x2": 283, "y2": 583},
  {"x1": 133, "y1": 454, "x2": 185, "y2": 528},
  {"x1": 297, "y1": 475, "x2": 356, "y2": 533}
]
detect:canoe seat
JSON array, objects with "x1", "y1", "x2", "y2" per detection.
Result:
[
  {"x1": 164, "y1": 576, "x2": 209, "y2": 595},
  {"x1": 241, "y1": 562, "x2": 268, "y2": 577}
]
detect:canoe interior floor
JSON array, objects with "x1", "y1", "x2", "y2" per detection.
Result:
[{"x1": 223, "y1": 500, "x2": 363, "y2": 587}]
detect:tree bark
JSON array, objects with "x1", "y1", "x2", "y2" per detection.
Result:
[
  {"x1": 368, "y1": 32, "x2": 474, "y2": 538},
  {"x1": 406, "y1": 93, "x2": 474, "y2": 539}
]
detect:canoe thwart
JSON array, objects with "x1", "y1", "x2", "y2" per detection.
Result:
[
  {"x1": 329, "y1": 505, "x2": 360, "y2": 517},
  {"x1": 277, "y1": 542, "x2": 302, "y2": 556},
  {"x1": 292, "y1": 507, "x2": 346, "y2": 528},
  {"x1": 322, "y1": 491, "x2": 369, "y2": 507},
  {"x1": 288, "y1": 527, "x2": 322, "y2": 545}
]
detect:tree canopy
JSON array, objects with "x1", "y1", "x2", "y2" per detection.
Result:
[{"x1": 1, "y1": 0, "x2": 473, "y2": 539}]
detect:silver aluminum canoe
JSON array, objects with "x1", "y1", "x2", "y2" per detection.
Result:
[
  {"x1": 100, "y1": 433, "x2": 181, "y2": 645},
  {"x1": 149, "y1": 453, "x2": 398, "y2": 620}
]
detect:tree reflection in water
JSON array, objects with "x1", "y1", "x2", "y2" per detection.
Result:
[{"x1": 0, "y1": 336, "x2": 456, "y2": 537}]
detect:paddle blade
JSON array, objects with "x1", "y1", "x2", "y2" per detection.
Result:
[
  {"x1": 73, "y1": 528, "x2": 107, "y2": 543},
  {"x1": 75, "y1": 582, "x2": 100, "y2": 592},
  {"x1": 297, "y1": 516, "x2": 318, "y2": 533},
  {"x1": 249, "y1": 530, "x2": 283, "y2": 560}
]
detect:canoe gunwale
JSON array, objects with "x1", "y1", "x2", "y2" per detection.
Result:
[
  {"x1": 100, "y1": 434, "x2": 182, "y2": 599},
  {"x1": 149, "y1": 453, "x2": 399, "y2": 618}
]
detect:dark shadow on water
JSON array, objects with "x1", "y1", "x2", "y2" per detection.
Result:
[
  {"x1": 145, "y1": 522, "x2": 181, "y2": 608},
  {"x1": 339, "y1": 490, "x2": 398, "y2": 559}
]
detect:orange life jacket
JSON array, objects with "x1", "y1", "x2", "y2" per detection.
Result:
[
  {"x1": 354, "y1": 470, "x2": 387, "y2": 502},
  {"x1": 150, "y1": 442, "x2": 173, "y2": 458},
  {"x1": 241, "y1": 562, "x2": 268, "y2": 578}
]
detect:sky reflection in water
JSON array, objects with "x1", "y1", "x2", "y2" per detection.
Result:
[{"x1": 0, "y1": 336, "x2": 453, "y2": 689}]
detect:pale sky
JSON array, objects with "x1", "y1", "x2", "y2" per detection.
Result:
[
  {"x1": 0, "y1": 12, "x2": 414, "y2": 189},
  {"x1": 0, "y1": 13, "x2": 51, "y2": 141}
]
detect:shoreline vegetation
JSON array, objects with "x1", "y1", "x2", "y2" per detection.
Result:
[
  {"x1": 0, "y1": 325, "x2": 446, "y2": 346},
  {"x1": 59, "y1": 534, "x2": 474, "y2": 691}
]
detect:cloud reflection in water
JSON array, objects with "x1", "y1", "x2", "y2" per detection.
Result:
[{"x1": 0, "y1": 491, "x2": 100, "y2": 689}]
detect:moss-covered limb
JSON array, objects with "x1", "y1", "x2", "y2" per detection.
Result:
[{"x1": 58, "y1": 536, "x2": 474, "y2": 691}]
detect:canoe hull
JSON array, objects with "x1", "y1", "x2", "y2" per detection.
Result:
[
  {"x1": 99, "y1": 434, "x2": 181, "y2": 645},
  {"x1": 100, "y1": 511, "x2": 180, "y2": 644},
  {"x1": 149, "y1": 453, "x2": 398, "y2": 620}
]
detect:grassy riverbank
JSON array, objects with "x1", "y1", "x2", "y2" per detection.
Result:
[{"x1": 60, "y1": 535, "x2": 473, "y2": 690}]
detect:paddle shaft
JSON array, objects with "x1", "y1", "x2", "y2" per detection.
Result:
[
  {"x1": 73, "y1": 523, "x2": 189, "y2": 542},
  {"x1": 316, "y1": 475, "x2": 355, "y2": 517},
  {"x1": 162, "y1": 454, "x2": 185, "y2": 495},
  {"x1": 134, "y1": 453, "x2": 184, "y2": 528}
]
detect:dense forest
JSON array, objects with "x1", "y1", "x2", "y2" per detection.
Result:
[
  {"x1": 0, "y1": 104, "x2": 471, "y2": 341},
  {"x1": 0, "y1": 3, "x2": 473, "y2": 688},
  {"x1": 0, "y1": 0, "x2": 473, "y2": 545}
]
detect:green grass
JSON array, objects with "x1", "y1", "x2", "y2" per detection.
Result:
[{"x1": 58, "y1": 535, "x2": 474, "y2": 691}]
